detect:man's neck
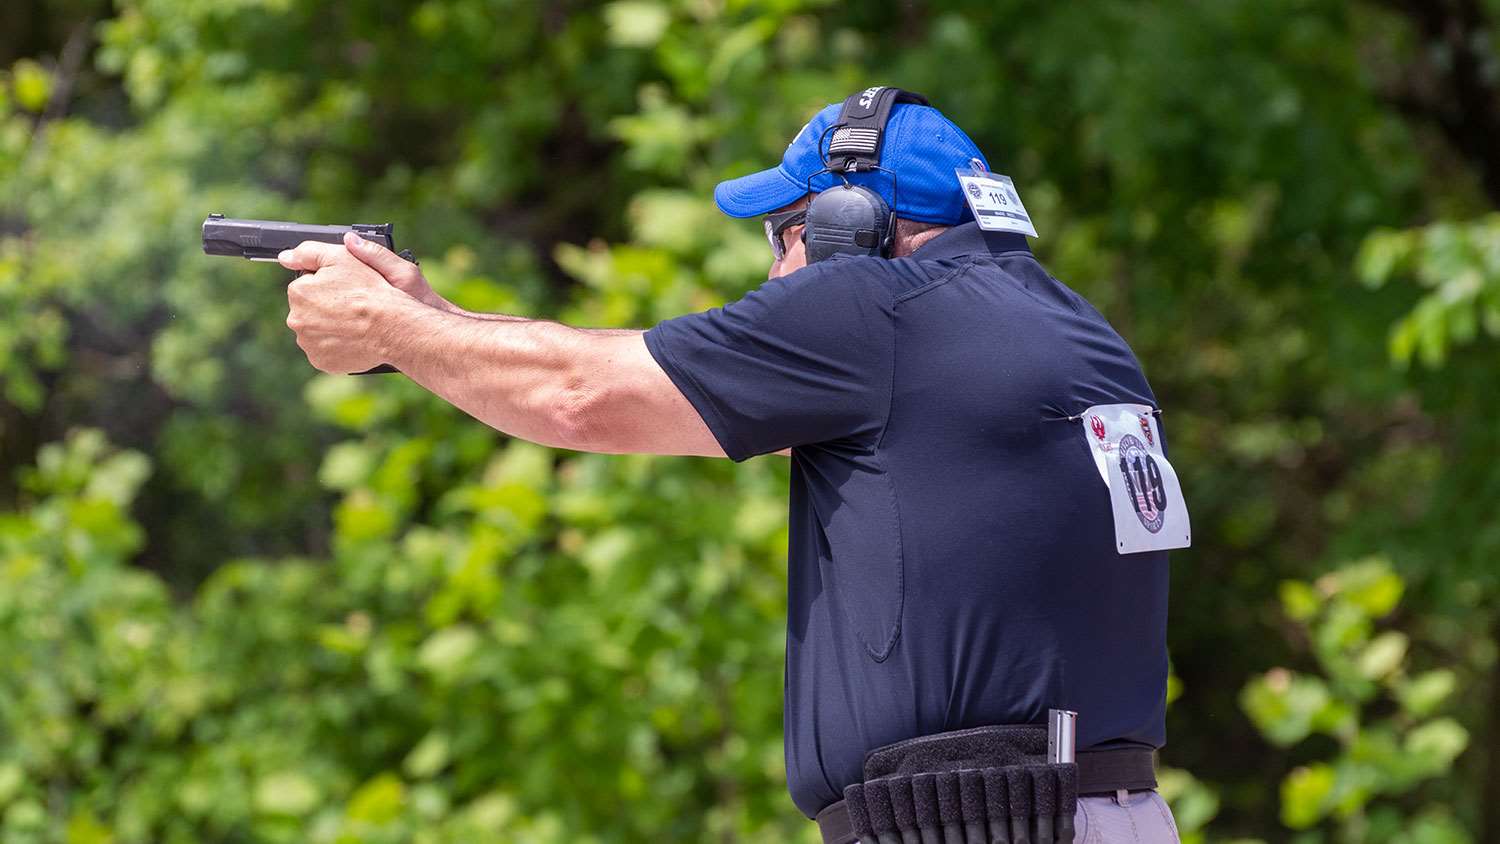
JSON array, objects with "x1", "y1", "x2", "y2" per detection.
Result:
[{"x1": 891, "y1": 226, "x2": 950, "y2": 258}]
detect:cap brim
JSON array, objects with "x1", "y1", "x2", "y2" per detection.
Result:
[{"x1": 713, "y1": 166, "x2": 809, "y2": 218}]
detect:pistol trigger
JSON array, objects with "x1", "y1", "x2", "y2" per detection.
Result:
[{"x1": 396, "y1": 249, "x2": 418, "y2": 265}]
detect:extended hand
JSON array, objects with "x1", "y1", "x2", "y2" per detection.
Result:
[{"x1": 278, "y1": 232, "x2": 423, "y2": 374}]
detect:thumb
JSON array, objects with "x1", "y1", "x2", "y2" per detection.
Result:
[{"x1": 343, "y1": 230, "x2": 420, "y2": 287}]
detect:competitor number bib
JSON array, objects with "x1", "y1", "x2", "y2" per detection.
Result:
[{"x1": 1079, "y1": 403, "x2": 1191, "y2": 555}]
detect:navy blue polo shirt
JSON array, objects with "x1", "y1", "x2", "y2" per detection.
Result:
[{"x1": 642, "y1": 222, "x2": 1169, "y2": 818}]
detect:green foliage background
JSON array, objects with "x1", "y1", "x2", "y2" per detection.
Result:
[{"x1": 3, "y1": 0, "x2": 1500, "y2": 841}]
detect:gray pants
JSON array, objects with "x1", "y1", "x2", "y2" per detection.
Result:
[
  {"x1": 856, "y1": 788, "x2": 1180, "y2": 844},
  {"x1": 1076, "y1": 789, "x2": 1179, "y2": 843}
]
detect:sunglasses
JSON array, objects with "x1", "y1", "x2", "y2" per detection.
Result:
[{"x1": 763, "y1": 209, "x2": 807, "y2": 261}]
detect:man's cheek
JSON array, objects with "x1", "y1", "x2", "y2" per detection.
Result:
[{"x1": 782, "y1": 229, "x2": 808, "y2": 272}]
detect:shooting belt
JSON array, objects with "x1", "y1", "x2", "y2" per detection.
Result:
[{"x1": 815, "y1": 725, "x2": 1157, "y2": 844}]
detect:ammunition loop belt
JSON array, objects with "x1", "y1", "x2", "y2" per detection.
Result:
[{"x1": 814, "y1": 725, "x2": 1157, "y2": 844}]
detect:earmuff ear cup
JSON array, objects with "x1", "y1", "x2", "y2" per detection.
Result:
[{"x1": 803, "y1": 184, "x2": 892, "y2": 263}]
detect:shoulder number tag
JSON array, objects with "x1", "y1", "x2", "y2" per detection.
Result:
[
  {"x1": 955, "y1": 159, "x2": 1038, "y2": 238},
  {"x1": 1080, "y1": 403, "x2": 1191, "y2": 554}
]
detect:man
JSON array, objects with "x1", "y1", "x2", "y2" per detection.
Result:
[{"x1": 279, "y1": 95, "x2": 1179, "y2": 842}]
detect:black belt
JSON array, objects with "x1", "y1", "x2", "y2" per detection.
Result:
[{"x1": 815, "y1": 746, "x2": 1157, "y2": 844}]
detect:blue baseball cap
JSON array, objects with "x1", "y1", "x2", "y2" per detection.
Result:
[{"x1": 713, "y1": 100, "x2": 989, "y2": 225}]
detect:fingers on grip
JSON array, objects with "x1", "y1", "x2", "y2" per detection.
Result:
[{"x1": 278, "y1": 240, "x2": 339, "y2": 271}]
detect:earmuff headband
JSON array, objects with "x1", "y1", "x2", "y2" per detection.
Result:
[{"x1": 826, "y1": 87, "x2": 930, "y2": 173}]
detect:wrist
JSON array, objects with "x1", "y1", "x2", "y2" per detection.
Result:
[
  {"x1": 372, "y1": 292, "x2": 442, "y2": 368},
  {"x1": 416, "y1": 289, "x2": 463, "y2": 315}
]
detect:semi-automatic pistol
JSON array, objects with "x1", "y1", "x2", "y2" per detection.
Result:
[{"x1": 201, "y1": 213, "x2": 419, "y2": 374}]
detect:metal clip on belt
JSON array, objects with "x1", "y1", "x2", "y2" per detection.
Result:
[{"x1": 814, "y1": 719, "x2": 1157, "y2": 844}]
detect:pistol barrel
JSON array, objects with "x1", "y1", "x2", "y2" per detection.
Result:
[{"x1": 202, "y1": 213, "x2": 396, "y2": 260}]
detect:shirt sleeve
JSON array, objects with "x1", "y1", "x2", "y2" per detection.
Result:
[{"x1": 642, "y1": 262, "x2": 896, "y2": 462}]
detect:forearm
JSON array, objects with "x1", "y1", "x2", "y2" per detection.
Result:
[
  {"x1": 377, "y1": 303, "x2": 590, "y2": 448},
  {"x1": 436, "y1": 301, "x2": 527, "y2": 321}
]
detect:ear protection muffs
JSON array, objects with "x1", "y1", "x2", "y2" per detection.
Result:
[
  {"x1": 802, "y1": 183, "x2": 893, "y2": 263},
  {"x1": 801, "y1": 86, "x2": 929, "y2": 263}
]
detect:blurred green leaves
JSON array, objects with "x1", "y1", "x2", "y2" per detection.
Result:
[
  {"x1": 1243, "y1": 559, "x2": 1469, "y2": 836},
  {"x1": 1359, "y1": 215, "x2": 1500, "y2": 367},
  {"x1": 8, "y1": 60, "x2": 53, "y2": 112},
  {"x1": 605, "y1": 2, "x2": 671, "y2": 48},
  {"x1": 254, "y1": 772, "x2": 322, "y2": 817},
  {"x1": 0, "y1": 420, "x2": 804, "y2": 841}
]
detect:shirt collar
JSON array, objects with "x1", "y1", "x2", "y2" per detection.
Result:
[{"x1": 909, "y1": 221, "x2": 1032, "y2": 261}]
